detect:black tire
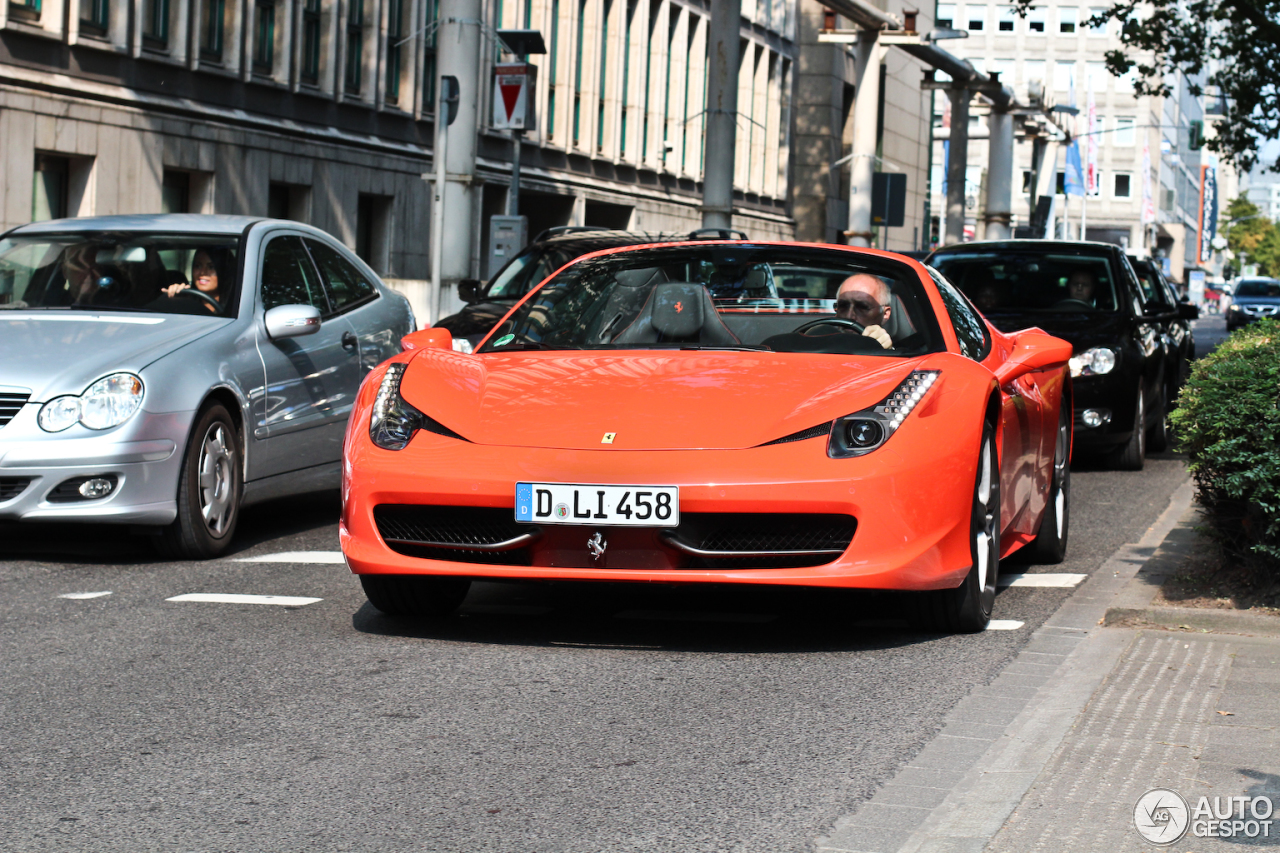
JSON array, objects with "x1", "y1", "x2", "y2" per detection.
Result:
[
  {"x1": 908, "y1": 422, "x2": 1000, "y2": 633},
  {"x1": 360, "y1": 574, "x2": 471, "y2": 619},
  {"x1": 1027, "y1": 398, "x2": 1070, "y2": 564},
  {"x1": 1109, "y1": 390, "x2": 1146, "y2": 471},
  {"x1": 1146, "y1": 387, "x2": 1169, "y2": 453},
  {"x1": 155, "y1": 403, "x2": 241, "y2": 559}
]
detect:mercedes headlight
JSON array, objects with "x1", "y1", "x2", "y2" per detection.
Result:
[
  {"x1": 1069, "y1": 347, "x2": 1117, "y2": 378},
  {"x1": 38, "y1": 373, "x2": 144, "y2": 432}
]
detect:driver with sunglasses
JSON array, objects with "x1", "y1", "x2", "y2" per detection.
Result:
[{"x1": 833, "y1": 273, "x2": 894, "y2": 349}]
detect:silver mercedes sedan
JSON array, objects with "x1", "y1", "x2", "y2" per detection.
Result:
[{"x1": 0, "y1": 214, "x2": 413, "y2": 558}]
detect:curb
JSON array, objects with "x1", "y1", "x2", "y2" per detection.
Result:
[{"x1": 1101, "y1": 502, "x2": 1280, "y2": 637}]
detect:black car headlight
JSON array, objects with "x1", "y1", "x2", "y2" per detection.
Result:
[
  {"x1": 1069, "y1": 347, "x2": 1117, "y2": 378},
  {"x1": 828, "y1": 370, "x2": 940, "y2": 458},
  {"x1": 369, "y1": 363, "x2": 465, "y2": 450}
]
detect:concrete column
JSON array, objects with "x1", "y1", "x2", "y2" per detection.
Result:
[
  {"x1": 846, "y1": 31, "x2": 883, "y2": 248},
  {"x1": 437, "y1": 0, "x2": 481, "y2": 287},
  {"x1": 701, "y1": 0, "x2": 741, "y2": 230},
  {"x1": 983, "y1": 109, "x2": 1014, "y2": 239},
  {"x1": 944, "y1": 87, "x2": 970, "y2": 245}
]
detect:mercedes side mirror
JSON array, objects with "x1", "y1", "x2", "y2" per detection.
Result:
[
  {"x1": 264, "y1": 304, "x2": 321, "y2": 339},
  {"x1": 1177, "y1": 302, "x2": 1200, "y2": 320},
  {"x1": 457, "y1": 279, "x2": 483, "y2": 304}
]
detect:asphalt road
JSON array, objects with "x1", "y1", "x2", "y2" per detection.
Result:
[{"x1": 1, "y1": 319, "x2": 1221, "y2": 853}]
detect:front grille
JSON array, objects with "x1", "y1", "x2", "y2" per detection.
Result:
[
  {"x1": 0, "y1": 478, "x2": 33, "y2": 502},
  {"x1": 374, "y1": 504, "x2": 538, "y2": 565},
  {"x1": 373, "y1": 504, "x2": 856, "y2": 570},
  {"x1": 0, "y1": 392, "x2": 30, "y2": 428}
]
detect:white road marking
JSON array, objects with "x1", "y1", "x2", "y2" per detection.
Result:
[
  {"x1": 59, "y1": 591, "x2": 112, "y2": 600},
  {"x1": 615, "y1": 610, "x2": 777, "y2": 624},
  {"x1": 233, "y1": 551, "x2": 346, "y2": 564},
  {"x1": 166, "y1": 593, "x2": 322, "y2": 606},
  {"x1": 986, "y1": 620, "x2": 1026, "y2": 631},
  {"x1": 998, "y1": 573, "x2": 1087, "y2": 588}
]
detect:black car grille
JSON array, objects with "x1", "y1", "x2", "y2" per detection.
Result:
[
  {"x1": 0, "y1": 392, "x2": 30, "y2": 428},
  {"x1": 0, "y1": 478, "x2": 33, "y2": 502},
  {"x1": 374, "y1": 505, "x2": 538, "y2": 565},
  {"x1": 373, "y1": 505, "x2": 856, "y2": 569}
]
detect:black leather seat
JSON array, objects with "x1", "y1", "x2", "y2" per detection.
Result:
[{"x1": 612, "y1": 282, "x2": 741, "y2": 346}]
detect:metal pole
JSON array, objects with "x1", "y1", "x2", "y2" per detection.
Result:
[
  {"x1": 701, "y1": 0, "x2": 741, "y2": 230},
  {"x1": 437, "y1": 0, "x2": 482, "y2": 306},
  {"x1": 983, "y1": 109, "x2": 1013, "y2": 240},
  {"x1": 507, "y1": 129, "x2": 523, "y2": 216},
  {"x1": 429, "y1": 112, "x2": 448, "y2": 326},
  {"x1": 944, "y1": 87, "x2": 970, "y2": 245},
  {"x1": 846, "y1": 31, "x2": 883, "y2": 248}
]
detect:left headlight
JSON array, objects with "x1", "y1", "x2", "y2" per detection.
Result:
[
  {"x1": 38, "y1": 373, "x2": 144, "y2": 432},
  {"x1": 1069, "y1": 347, "x2": 1117, "y2": 378},
  {"x1": 370, "y1": 364, "x2": 424, "y2": 451}
]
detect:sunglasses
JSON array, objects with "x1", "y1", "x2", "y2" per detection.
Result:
[{"x1": 836, "y1": 298, "x2": 885, "y2": 314}]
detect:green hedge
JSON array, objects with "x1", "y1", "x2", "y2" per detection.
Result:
[{"x1": 1171, "y1": 318, "x2": 1280, "y2": 566}]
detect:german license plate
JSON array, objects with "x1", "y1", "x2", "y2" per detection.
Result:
[{"x1": 515, "y1": 482, "x2": 679, "y2": 527}]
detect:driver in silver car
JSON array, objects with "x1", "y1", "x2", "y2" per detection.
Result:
[
  {"x1": 160, "y1": 247, "x2": 230, "y2": 313},
  {"x1": 834, "y1": 273, "x2": 894, "y2": 349}
]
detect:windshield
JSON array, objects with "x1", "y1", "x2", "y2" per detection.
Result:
[
  {"x1": 1236, "y1": 279, "x2": 1280, "y2": 297},
  {"x1": 479, "y1": 245, "x2": 944, "y2": 356},
  {"x1": 0, "y1": 232, "x2": 241, "y2": 317},
  {"x1": 485, "y1": 247, "x2": 572, "y2": 300},
  {"x1": 929, "y1": 251, "x2": 1121, "y2": 313}
]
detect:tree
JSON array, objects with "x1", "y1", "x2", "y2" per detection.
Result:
[
  {"x1": 1224, "y1": 195, "x2": 1279, "y2": 276},
  {"x1": 1016, "y1": 0, "x2": 1280, "y2": 174}
]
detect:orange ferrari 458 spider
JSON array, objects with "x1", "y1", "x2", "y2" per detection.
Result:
[{"x1": 340, "y1": 242, "x2": 1074, "y2": 633}]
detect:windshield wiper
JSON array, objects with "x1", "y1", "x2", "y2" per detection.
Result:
[
  {"x1": 66, "y1": 303, "x2": 141, "y2": 312},
  {"x1": 680, "y1": 345, "x2": 771, "y2": 351}
]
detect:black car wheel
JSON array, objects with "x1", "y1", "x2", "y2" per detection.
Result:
[
  {"x1": 1146, "y1": 387, "x2": 1170, "y2": 453},
  {"x1": 1027, "y1": 399, "x2": 1070, "y2": 564},
  {"x1": 360, "y1": 574, "x2": 472, "y2": 619},
  {"x1": 1109, "y1": 391, "x2": 1146, "y2": 471},
  {"x1": 156, "y1": 403, "x2": 241, "y2": 559},
  {"x1": 909, "y1": 421, "x2": 999, "y2": 633}
]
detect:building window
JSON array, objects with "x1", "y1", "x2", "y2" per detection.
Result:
[
  {"x1": 301, "y1": 0, "x2": 321, "y2": 81},
  {"x1": 161, "y1": 171, "x2": 190, "y2": 213},
  {"x1": 81, "y1": 0, "x2": 109, "y2": 32},
  {"x1": 620, "y1": 0, "x2": 635, "y2": 157},
  {"x1": 355, "y1": 194, "x2": 392, "y2": 273},
  {"x1": 201, "y1": 0, "x2": 224, "y2": 59},
  {"x1": 573, "y1": 0, "x2": 586, "y2": 147},
  {"x1": 10, "y1": 0, "x2": 40, "y2": 19},
  {"x1": 1053, "y1": 60, "x2": 1075, "y2": 92},
  {"x1": 1026, "y1": 6, "x2": 1045, "y2": 32},
  {"x1": 421, "y1": 0, "x2": 438, "y2": 110},
  {"x1": 1115, "y1": 116, "x2": 1136, "y2": 146},
  {"x1": 1088, "y1": 8, "x2": 1108, "y2": 35},
  {"x1": 385, "y1": 0, "x2": 403, "y2": 102},
  {"x1": 967, "y1": 7, "x2": 985, "y2": 31},
  {"x1": 936, "y1": 4, "x2": 956, "y2": 28},
  {"x1": 143, "y1": 0, "x2": 169, "y2": 44},
  {"x1": 254, "y1": 0, "x2": 275, "y2": 71},
  {"x1": 597, "y1": 0, "x2": 612, "y2": 152},
  {"x1": 345, "y1": 0, "x2": 364, "y2": 95},
  {"x1": 996, "y1": 6, "x2": 1016, "y2": 31},
  {"x1": 32, "y1": 155, "x2": 69, "y2": 222},
  {"x1": 1114, "y1": 173, "x2": 1132, "y2": 198},
  {"x1": 546, "y1": 0, "x2": 559, "y2": 137},
  {"x1": 1058, "y1": 7, "x2": 1077, "y2": 33}
]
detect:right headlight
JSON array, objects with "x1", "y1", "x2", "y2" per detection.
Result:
[
  {"x1": 369, "y1": 363, "x2": 464, "y2": 450},
  {"x1": 828, "y1": 370, "x2": 940, "y2": 458},
  {"x1": 37, "y1": 372, "x2": 145, "y2": 432},
  {"x1": 1069, "y1": 347, "x2": 1117, "y2": 378}
]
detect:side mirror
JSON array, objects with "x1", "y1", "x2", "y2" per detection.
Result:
[
  {"x1": 992, "y1": 328, "x2": 1074, "y2": 387},
  {"x1": 1177, "y1": 302, "x2": 1200, "y2": 320},
  {"x1": 1142, "y1": 299, "x2": 1168, "y2": 316},
  {"x1": 401, "y1": 328, "x2": 454, "y2": 352},
  {"x1": 457, "y1": 279, "x2": 483, "y2": 304},
  {"x1": 264, "y1": 304, "x2": 321, "y2": 339}
]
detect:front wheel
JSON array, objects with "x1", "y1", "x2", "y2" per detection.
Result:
[
  {"x1": 360, "y1": 574, "x2": 472, "y2": 619},
  {"x1": 1027, "y1": 398, "x2": 1070, "y2": 563},
  {"x1": 155, "y1": 403, "x2": 241, "y2": 559},
  {"x1": 908, "y1": 422, "x2": 1000, "y2": 633},
  {"x1": 1146, "y1": 388, "x2": 1169, "y2": 453}
]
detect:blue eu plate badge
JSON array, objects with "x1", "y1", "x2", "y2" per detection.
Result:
[{"x1": 515, "y1": 483, "x2": 534, "y2": 521}]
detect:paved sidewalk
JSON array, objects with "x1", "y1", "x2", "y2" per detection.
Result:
[{"x1": 817, "y1": 482, "x2": 1280, "y2": 853}]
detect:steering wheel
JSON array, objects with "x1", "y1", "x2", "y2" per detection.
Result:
[
  {"x1": 176, "y1": 288, "x2": 221, "y2": 312},
  {"x1": 1051, "y1": 298, "x2": 1094, "y2": 310},
  {"x1": 792, "y1": 317, "x2": 866, "y2": 336}
]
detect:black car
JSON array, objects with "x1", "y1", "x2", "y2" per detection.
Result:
[
  {"x1": 927, "y1": 240, "x2": 1196, "y2": 470},
  {"x1": 1225, "y1": 277, "x2": 1280, "y2": 331},
  {"x1": 437, "y1": 227, "x2": 746, "y2": 348},
  {"x1": 1128, "y1": 254, "x2": 1198, "y2": 414}
]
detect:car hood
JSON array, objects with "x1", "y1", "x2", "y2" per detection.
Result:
[
  {"x1": 0, "y1": 311, "x2": 229, "y2": 400},
  {"x1": 980, "y1": 310, "x2": 1131, "y2": 351},
  {"x1": 399, "y1": 349, "x2": 914, "y2": 450}
]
